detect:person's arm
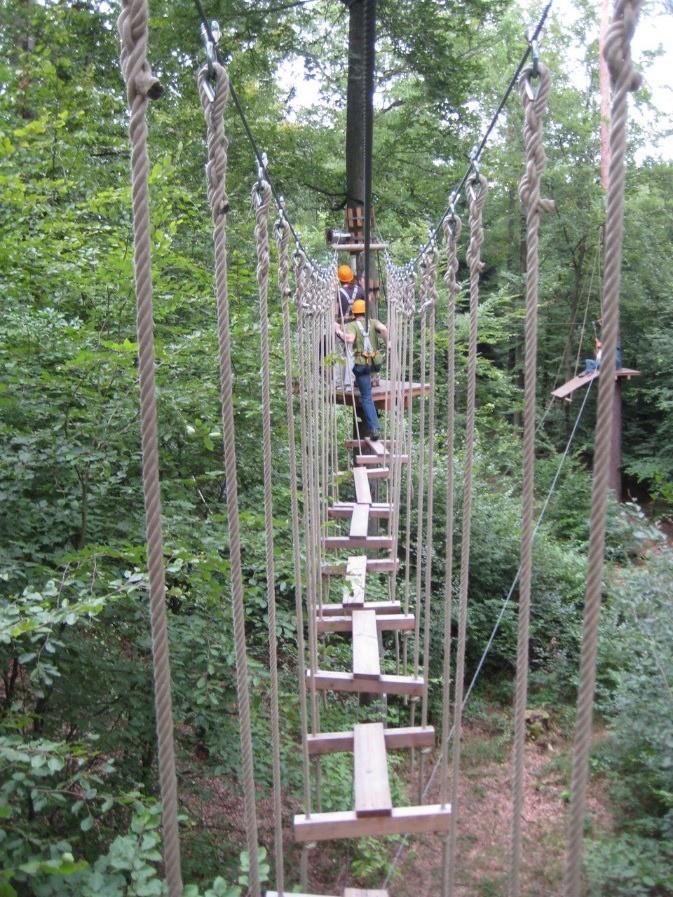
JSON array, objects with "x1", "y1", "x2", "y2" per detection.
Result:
[
  {"x1": 375, "y1": 321, "x2": 389, "y2": 347},
  {"x1": 335, "y1": 321, "x2": 355, "y2": 343}
]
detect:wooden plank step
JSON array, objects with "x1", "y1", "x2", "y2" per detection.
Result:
[
  {"x1": 307, "y1": 725, "x2": 435, "y2": 756},
  {"x1": 319, "y1": 600, "x2": 402, "y2": 616},
  {"x1": 344, "y1": 555, "x2": 366, "y2": 607},
  {"x1": 356, "y1": 453, "x2": 409, "y2": 466},
  {"x1": 354, "y1": 723, "x2": 392, "y2": 817},
  {"x1": 329, "y1": 502, "x2": 392, "y2": 520},
  {"x1": 317, "y1": 613, "x2": 415, "y2": 633},
  {"x1": 352, "y1": 610, "x2": 380, "y2": 680},
  {"x1": 349, "y1": 503, "x2": 370, "y2": 542},
  {"x1": 322, "y1": 557, "x2": 399, "y2": 575},
  {"x1": 365, "y1": 467, "x2": 390, "y2": 480},
  {"x1": 364, "y1": 437, "x2": 386, "y2": 456},
  {"x1": 294, "y1": 803, "x2": 451, "y2": 842},
  {"x1": 551, "y1": 367, "x2": 641, "y2": 400},
  {"x1": 353, "y1": 466, "x2": 372, "y2": 504},
  {"x1": 307, "y1": 670, "x2": 423, "y2": 697},
  {"x1": 346, "y1": 439, "x2": 392, "y2": 449},
  {"x1": 269, "y1": 890, "x2": 389, "y2": 896},
  {"x1": 323, "y1": 535, "x2": 393, "y2": 551}
]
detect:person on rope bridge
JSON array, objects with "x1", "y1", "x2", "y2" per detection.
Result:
[
  {"x1": 335, "y1": 298, "x2": 389, "y2": 441},
  {"x1": 336, "y1": 264, "x2": 363, "y2": 321},
  {"x1": 581, "y1": 338, "x2": 603, "y2": 375}
]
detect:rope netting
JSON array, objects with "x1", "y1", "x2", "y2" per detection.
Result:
[{"x1": 117, "y1": 1, "x2": 643, "y2": 893}]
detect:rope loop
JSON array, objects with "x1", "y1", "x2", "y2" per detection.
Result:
[
  {"x1": 518, "y1": 62, "x2": 555, "y2": 217},
  {"x1": 603, "y1": 0, "x2": 643, "y2": 92}
]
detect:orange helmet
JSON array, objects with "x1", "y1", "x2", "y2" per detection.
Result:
[
  {"x1": 338, "y1": 264, "x2": 354, "y2": 284},
  {"x1": 351, "y1": 299, "x2": 366, "y2": 315}
]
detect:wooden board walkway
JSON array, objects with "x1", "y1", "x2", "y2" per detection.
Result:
[
  {"x1": 335, "y1": 379, "x2": 431, "y2": 411},
  {"x1": 552, "y1": 367, "x2": 640, "y2": 400},
  {"x1": 292, "y1": 413, "x2": 451, "y2": 859}
]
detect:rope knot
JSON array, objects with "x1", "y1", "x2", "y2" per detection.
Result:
[{"x1": 603, "y1": 0, "x2": 644, "y2": 93}]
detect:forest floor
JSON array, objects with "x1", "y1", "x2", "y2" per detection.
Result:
[
  {"x1": 184, "y1": 709, "x2": 614, "y2": 896},
  {"x1": 286, "y1": 711, "x2": 614, "y2": 897}
]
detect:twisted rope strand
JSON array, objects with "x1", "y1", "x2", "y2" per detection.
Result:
[
  {"x1": 253, "y1": 177, "x2": 285, "y2": 894},
  {"x1": 198, "y1": 62, "x2": 261, "y2": 897},
  {"x1": 563, "y1": 2, "x2": 642, "y2": 894},
  {"x1": 447, "y1": 173, "x2": 488, "y2": 897},
  {"x1": 510, "y1": 61, "x2": 554, "y2": 897},
  {"x1": 440, "y1": 211, "x2": 462, "y2": 897},
  {"x1": 117, "y1": 5, "x2": 182, "y2": 895}
]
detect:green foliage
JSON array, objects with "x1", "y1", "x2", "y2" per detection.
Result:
[{"x1": 586, "y1": 548, "x2": 673, "y2": 896}]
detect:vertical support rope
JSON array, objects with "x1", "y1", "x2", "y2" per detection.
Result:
[
  {"x1": 252, "y1": 177, "x2": 284, "y2": 895},
  {"x1": 563, "y1": 2, "x2": 642, "y2": 894},
  {"x1": 510, "y1": 61, "x2": 554, "y2": 897},
  {"x1": 117, "y1": 7, "x2": 182, "y2": 896},
  {"x1": 420, "y1": 241, "x2": 439, "y2": 793},
  {"x1": 440, "y1": 211, "x2": 462, "y2": 897},
  {"x1": 275, "y1": 216, "x2": 312, "y2": 823},
  {"x1": 198, "y1": 62, "x2": 261, "y2": 897},
  {"x1": 447, "y1": 173, "x2": 488, "y2": 897}
]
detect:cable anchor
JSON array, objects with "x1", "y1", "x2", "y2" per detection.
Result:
[{"x1": 200, "y1": 20, "x2": 221, "y2": 102}]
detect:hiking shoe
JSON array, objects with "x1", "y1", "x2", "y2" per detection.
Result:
[{"x1": 370, "y1": 431, "x2": 381, "y2": 441}]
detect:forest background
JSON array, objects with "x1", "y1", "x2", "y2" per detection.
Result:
[{"x1": 1, "y1": 0, "x2": 672, "y2": 895}]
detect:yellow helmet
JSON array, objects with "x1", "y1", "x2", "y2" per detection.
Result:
[
  {"x1": 351, "y1": 299, "x2": 366, "y2": 315},
  {"x1": 338, "y1": 264, "x2": 354, "y2": 284}
]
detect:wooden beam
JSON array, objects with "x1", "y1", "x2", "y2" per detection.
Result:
[
  {"x1": 321, "y1": 557, "x2": 399, "y2": 575},
  {"x1": 352, "y1": 610, "x2": 380, "y2": 679},
  {"x1": 307, "y1": 670, "x2": 423, "y2": 697},
  {"x1": 319, "y1": 600, "x2": 402, "y2": 616},
  {"x1": 323, "y1": 535, "x2": 393, "y2": 551},
  {"x1": 329, "y1": 502, "x2": 392, "y2": 519},
  {"x1": 364, "y1": 437, "x2": 386, "y2": 456},
  {"x1": 345, "y1": 439, "x2": 392, "y2": 449},
  {"x1": 365, "y1": 467, "x2": 390, "y2": 480},
  {"x1": 344, "y1": 890, "x2": 390, "y2": 897},
  {"x1": 354, "y1": 723, "x2": 392, "y2": 817},
  {"x1": 307, "y1": 725, "x2": 435, "y2": 756},
  {"x1": 316, "y1": 613, "x2": 415, "y2": 633},
  {"x1": 294, "y1": 803, "x2": 451, "y2": 842},
  {"x1": 344, "y1": 555, "x2": 366, "y2": 607},
  {"x1": 353, "y1": 466, "x2": 372, "y2": 504},
  {"x1": 356, "y1": 454, "x2": 408, "y2": 466},
  {"x1": 349, "y1": 503, "x2": 370, "y2": 542}
]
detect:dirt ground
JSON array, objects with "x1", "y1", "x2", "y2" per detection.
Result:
[{"x1": 186, "y1": 716, "x2": 613, "y2": 897}]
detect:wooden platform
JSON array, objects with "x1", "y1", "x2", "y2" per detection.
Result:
[
  {"x1": 307, "y1": 725, "x2": 434, "y2": 756},
  {"x1": 268, "y1": 890, "x2": 389, "y2": 896},
  {"x1": 307, "y1": 669, "x2": 424, "y2": 697},
  {"x1": 552, "y1": 367, "x2": 640, "y2": 400},
  {"x1": 336, "y1": 379, "x2": 431, "y2": 411},
  {"x1": 294, "y1": 803, "x2": 451, "y2": 842},
  {"x1": 316, "y1": 613, "x2": 415, "y2": 633},
  {"x1": 323, "y1": 535, "x2": 393, "y2": 552},
  {"x1": 356, "y1": 453, "x2": 409, "y2": 466},
  {"x1": 322, "y1": 558, "x2": 399, "y2": 575},
  {"x1": 328, "y1": 502, "x2": 392, "y2": 520}
]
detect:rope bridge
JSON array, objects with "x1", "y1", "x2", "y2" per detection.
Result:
[{"x1": 117, "y1": 0, "x2": 644, "y2": 895}]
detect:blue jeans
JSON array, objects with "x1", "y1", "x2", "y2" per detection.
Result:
[{"x1": 353, "y1": 363, "x2": 380, "y2": 435}]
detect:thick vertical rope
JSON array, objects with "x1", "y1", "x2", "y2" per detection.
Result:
[
  {"x1": 447, "y1": 173, "x2": 488, "y2": 897},
  {"x1": 117, "y1": 7, "x2": 182, "y2": 896},
  {"x1": 563, "y1": 2, "x2": 642, "y2": 894},
  {"x1": 198, "y1": 63, "x2": 260, "y2": 897},
  {"x1": 410, "y1": 274, "x2": 428, "y2": 747},
  {"x1": 275, "y1": 216, "x2": 312, "y2": 822},
  {"x1": 440, "y1": 211, "x2": 461, "y2": 897},
  {"x1": 252, "y1": 177, "x2": 284, "y2": 895},
  {"x1": 420, "y1": 241, "x2": 439, "y2": 792},
  {"x1": 510, "y1": 61, "x2": 555, "y2": 897}
]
